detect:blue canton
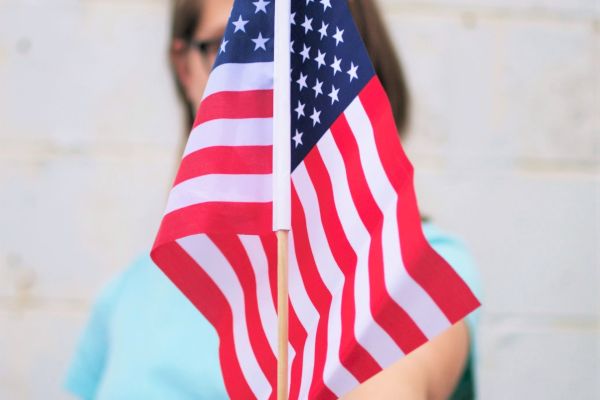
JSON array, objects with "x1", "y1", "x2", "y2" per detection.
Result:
[
  {"x1": 213, "y1": 0, "x2": 375, "y2": 171},
  {"x1": 214, "y1": 0, "x2": 275, "y2": 68},
  {"x1": 290, "y1": 0, "x2": 374, "y2": 170}
]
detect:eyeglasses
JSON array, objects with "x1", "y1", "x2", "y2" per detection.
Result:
[{"x1": 189, "y1": 36, "x2": 224, "y2": 69}]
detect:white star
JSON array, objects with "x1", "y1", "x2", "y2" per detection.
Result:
[
  {"x1": 301, "y1": 16, "x2": 313, "y2": 34},
  {"x1": 296, "y1": 73, "x2": 308, "y2": 91},
  {"x1": 310, "y1": 107, "x2": 321, "y2": 126},
  {"x1": 290, "y1": 40, "x2": 295, "y2": 53},
  {"x1": 290, "y1": 12, "x2": 296, "y2": 25},
  {"x1": 293, "y1": 130, "x2": 303, "y2": 148},
  {"x1": 314, "y1": 49, "x2": 326, "y2": 69},
  {"x1": 328, "y1": 85, "x2": 340, "y2": 104},
  {"x1": 320, "y1": 0, "x2": 332, "y2": 11},
  {"x1": 253, "y1": 0, "x2": 270, "y2": 14},
  {"x1": 219, "y1": 39, "x2": 228, "y2": 53},
  {"x1": 252, "y1": 32, "x2": 269, "y2": 51},
  {"x1": 330, "y1": 56, "x2": 342, "y2": 75},
  {"x1": 312, "y1": 78, "x2": 323, "y2": 97},
  {"x1": 299, "y1": 44, "x2": 311, "y2": 62},
  {"x1": 333, "y1": 26, "x2": 344, "y2": 46},
  {"x1": 295, "y1": 101, "x2": 306, "y2": 118},
  {"x1": 232, "y1": 15, "x2": 249, "y2": 32},
  {"x1": 347, "y1": 62, "x2": 359, "y2": 82},
  {"x1": 306, "y1": 0, "x2": 314, "y2": 4},
  {"x1": 318, "y1": 22, "x2": 329, "y2": 40}
]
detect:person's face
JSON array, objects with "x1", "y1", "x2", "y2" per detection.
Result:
[{"x1": 171, "y1": 0, "x2": 234, "y2": 111}]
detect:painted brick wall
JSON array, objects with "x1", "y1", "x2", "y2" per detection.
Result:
[{"x1": 0, "y1": 0, "x2": 598, "y2": 398}]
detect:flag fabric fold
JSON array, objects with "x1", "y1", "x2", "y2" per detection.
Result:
[{"x1": 151, "y1": 0, "x2": 481, "y2": 399}]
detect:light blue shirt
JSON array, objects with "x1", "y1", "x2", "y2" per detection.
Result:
[{"x1": 65, "y1": 222, "x2": 482, "y2": 399}]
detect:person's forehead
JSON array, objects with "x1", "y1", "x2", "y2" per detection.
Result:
[{"x1": 195, "y1": 0, "x2": 233, "y2": 38}]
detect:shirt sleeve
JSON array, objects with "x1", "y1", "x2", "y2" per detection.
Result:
[{"x1": 64, "y1": 273, "x2": 125, "y2": 399}]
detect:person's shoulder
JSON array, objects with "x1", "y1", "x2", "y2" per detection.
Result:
[
  {"x1": 422, "y1": 222, "x2": 482, "y2": 293},
  {"x1": 421, "y1": 221, "x2": 471, "y2": 257},
  {"x1": 64, "y1": 251, "x2": 155, "y2": 398},
  {"x1": 421, "y1": 221, "x2": 483, "y2": 329},
  {"x1": 95, "y1": 252, "x2": 154, "y2": 305},
  {"x1": 119, "y1": 251, "x2": 155, "y2": 280}
]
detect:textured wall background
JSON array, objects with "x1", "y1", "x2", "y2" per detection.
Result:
[{"x1": 0, "y1": 0, "x2": 598, "y2": 399}]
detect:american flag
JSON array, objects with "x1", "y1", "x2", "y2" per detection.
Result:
[{"x1": 151, "y1": 0, "x2": 481, "y2": 399}]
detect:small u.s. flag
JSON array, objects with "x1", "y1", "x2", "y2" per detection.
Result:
[{"x1": 151, "y1": 0, "x2": 481, "y2": 399}]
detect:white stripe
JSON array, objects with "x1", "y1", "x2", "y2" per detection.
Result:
[
  {"x1": 292, "y1": 165, "x2": 360, "y2": 396},
  {"x1": 177, "y1": 234, "x2": 272, "y2": 399},
  {"x1": 183, "y1": 118, "x2": 273, "y2": 158},
  {"x1": 317, "y1": 131, "x2": 404, "y2": 367},
  {"x1": 238, "y1": 235, "x2": 278, "y2": 355},
  {"x1": 288, "y1": 232, "x2": 321, "y2": 400},
  {"x1": 165, "y1": 174, "x2": 272, "y2": 215},
  {"x1": 345, "y1": 98, "x2": 451, "y2": 338},
  {"x1": 203, "y1": 62, "x2": 274, "y2": 99}
]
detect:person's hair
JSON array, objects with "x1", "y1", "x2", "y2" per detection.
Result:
[
  {"x1": 348, "y1": 0, "x2": 410, "y2": 136},
  {"x1": 169, "y1": 0, "x2": 410, "y2": 138},
  {"x1": 170, "y1": 0, "x2": 204, "y2": 130}
]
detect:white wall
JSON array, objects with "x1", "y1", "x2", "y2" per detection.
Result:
[
  {"x1": 383, "y1": 1, "x2": 599, "y2": 398},
  {"x1": 0, "y1": 0, "x2": 598, "y2": 399}
]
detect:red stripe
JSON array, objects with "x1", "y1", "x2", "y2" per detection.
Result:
[
  {"x1": 291, "y1": 185, "x2": 337, "y2": 400},
  {"x1": 174, "y1": 146, "x2": 273, "y2": 186},
  {"x1": 359, "y1": 77, "x2": 481, "y2": 323},
  {"x1": 194, "y1": 90, "x2": 273, "y2": 127},
  {"x1": 150, "y1": 242, "x2": 255, "y2": 399},
  {"x1": 154, "y1": 202, "x2": 272, "y2": 249},
  {"x1": 303, "y1": 147, "x2": 381, "y2": 382},
  {"x1": 330, "y1": 113, "x2": 428, "y2": 353},
  {"x1": 209, "y1": 235, "x2": 277, "y2": 399}
]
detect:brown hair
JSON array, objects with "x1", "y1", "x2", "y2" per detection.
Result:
[
  {"x1": 348, "y1": 0, "x2": 410, "y2": 136},
  {"x1": 169, "y1": 0, "x2": 410, "y2": 137},
  {"x1": 170, "y1": 0, "x2": 204, "y2": 130}
]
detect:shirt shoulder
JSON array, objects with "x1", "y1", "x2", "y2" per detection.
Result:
[
  {"x1": 65, "y1": 251, "x2": 228, "y2": 399},
  {"x1": 421, "y1": 222, "x2": 483, "y2": 345},
  {"x1": 63, "y1": 252, "x2": 154, "y2": 399},
  {"x1": 422, "y1": 222, "x2": 483, "y2": 316}
]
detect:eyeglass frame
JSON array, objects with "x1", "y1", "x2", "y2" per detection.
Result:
[{"x1": 188, "y1": 36, "x2": 224, "y2": 69}]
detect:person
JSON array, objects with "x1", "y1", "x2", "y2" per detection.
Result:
[{"x1": 65, "y1": 0, "x2": 483, "y2": 398}]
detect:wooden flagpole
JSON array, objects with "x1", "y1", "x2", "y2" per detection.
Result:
[
  {"x1": 272, "y1": 0, "x2": 291, "y2": 398},
  {"x1": 276, "y1": 230, "x2": 289, "y2": 400}
]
